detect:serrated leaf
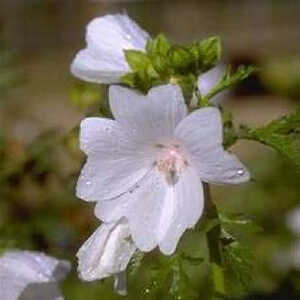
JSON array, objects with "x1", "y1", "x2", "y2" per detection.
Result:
[
  {"x1": 223, "y1": 241, "x2": 253, "y2": 297},
  {"x1": 220, "y1": 213, "x2": 262, "y2": 240},
  {"x1": 203, "y1": 65, "x2": 256, "y2": 102},
  {"x1": 264, "y1": 109, "x2": 300, "y2": 135},
  {"x1": 252, "y1": 130, "x2": 300, "y2": 168}
]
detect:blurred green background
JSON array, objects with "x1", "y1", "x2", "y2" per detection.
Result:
[{"x1": 0, "y1": 0, "x2": 300, "y2": 299}]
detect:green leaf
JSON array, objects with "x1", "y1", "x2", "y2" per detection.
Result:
[
  {"x1": 222, "y1": 111, "x2": 238, "y2": 149},
  {"x1": 240, "y1": 113, "x2": 300, "y2": 168},
  {"x1": 211, "y1": 263, "x2": 226, "y2": 296},
  {"x1": 169, "y1": 258, "x2": 199, "y2": 300},
  {"x1": 220, "y1": 213, "x2": 262, "y2": 241},
  {"x1": 180, "y1": 252, "x2": 204, "y2": 266},
  {"x1": 128, "y1": 250, "x2": 145, "y2": 277},
  {"x1": 124, "y1": 50, "x2": 153, "y2": 72},
  {"x1": 203, "y1": 65, "x2": 256, "y2": 102},
  {"x1": 223, "y1": 241, "x2": 254, "y2": 297},
  {"x1": 252, "y1": 130, "x2": 300, "y2": 168},
  {"x1": 168, "y1": 45, "x2": 194, "y2": 72},
  {"x1": 190, "y1": 36, "x2": 221, "y2": 71},
  {"x1": 263, "y1": 108, "x2": 300, "y2": 135},
  {"x1": 146, "y1": 34, "x2": 171, "y2": 57},
  {"x1": 173, "y1": 73, "x2": 197, "y2": 99},
  {"x1": 120, "y1": 72, "x2": 137, "y2": 88}
]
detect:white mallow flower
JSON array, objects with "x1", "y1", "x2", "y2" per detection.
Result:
[
  {"x1": 0, "y1": 250, "x2": 70, "y2": 300},
  {"x1": 71, "y1": 14, "x2": 149, "y2": 84},
  {"x1": 197, "y1": 65, "x2": 227, "y2": 105},
  {"x1": 76, "y1": 84, "x2": 250, "y2": 255},
  {"x1": 77, "y1": 219, "x2": 136, "y2": 296}
]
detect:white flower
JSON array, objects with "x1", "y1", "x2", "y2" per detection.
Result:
[
  {"x1": 197, "y1": 65, "x2": 227, "y2": 105},
  {"x1": 71, "y1": 14, "x2": 149, "y2": 84},
  {"x1": 77, "y1": 219, "x2": 136, "y2": 296},
  {"x1": 76, "y1": 84, "x2": 250, "y2": 255},
  {"x1": 0, "y1": 250, "x2": 70, "y2": 300}
]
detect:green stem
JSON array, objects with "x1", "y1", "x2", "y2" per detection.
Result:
[{"x1": 204, "y1": 183, "x2": 226, "y2": 297}]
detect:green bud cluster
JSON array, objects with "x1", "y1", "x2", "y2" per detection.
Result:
[{"x1": 121, "y1": 34, "x2": 221, "y2": 98}]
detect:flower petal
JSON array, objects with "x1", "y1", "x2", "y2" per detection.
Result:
[
  {"x1": 77, "y1": 117, "x2": 153, "y2": 202},
  {"x1": 158, "y1": 167, "x2": 204, "y2": 255},
  {"x1": 0, "y1": 251, "x2": 70, "y2": 300},
  {"x1": 95, "y1": 168, "x2": 167, "y2": 252},
  {"x1": 197, "y1": 65, "x2": 226, "y2": 105},
  {"x1": 79, "y1": 117, "x2": 135, "y2": 157},
  {"x1": 71, "y1": 14, "x2": 149, "y2": 84},
  {"x1": 20, "y1": 283, "x2": 64, "y2": 300},
  {"x1": 114, "y1": 271, "x2": 128, "y2": 296},
  {"x1": 77, "y1": 221, "x2": 136, "y2": 281},
  {"x1": 71, "y1": 49, "x2": 127, "y2": 84},
  {"x1": 109, "y1": 84, "x2": 188, "y2": 142},
  {"x1": 86, "y1": 14, "x2": 149, "y2": 57},
  {"x1": 76, "y1": 155, "x2": 150, "y2": 202},
  {"x1": 175, "y1": 107, "x2": 250, "y2": 184}
]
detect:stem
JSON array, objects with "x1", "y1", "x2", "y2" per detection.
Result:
[{"x1": 204, "y1": 183, "x2": 226, "y2": 297}]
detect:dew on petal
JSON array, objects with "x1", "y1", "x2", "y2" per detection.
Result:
[{"x1": 237, "y1": 168, "x2": 245, "y2": 176}]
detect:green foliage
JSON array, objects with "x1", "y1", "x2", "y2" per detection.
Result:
[
  {"x1": 128, "y1": 252, "x2": 201, "y2": 300},
  {"x1": 223, "y1": 241, "x2": 253, "y2": 297},
  {"x1": 189, "y1": 37, "x2": 221, "y2": 72},
  {"x1": 220, "y1": 213, "x2": 262, "y2": 241},
  {"x1": 239, "y1": 109, "x2": 300, "y2": 168},
  {"x1": 146, "y1": 34, "x2": 171, "y2": 57},
  {"x1": 222, "y1": 111, "x2": 238, "y2": 149},
  {"x1": 121, "y1": 35, "x2": 223, "y2": 99},
  {"x1": 200, "y1": 65, "x2": 257, "y2": 105},
  {"x1": 121, "y1": 34, "x2": 255, "y2": 105}
]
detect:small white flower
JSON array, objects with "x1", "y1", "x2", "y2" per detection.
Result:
[
  {"x1": 76, "y1": 84, "x2": 250, "y2": 255},
  {"x1": 77, "y1": 219, "x2": 136, "y2": 296},
  {"x1": 197, "y1": 65, "x2": 227, "y2": 105},
  {"x1": 0, "y1": 250, "x2": 70, "y2": 300},
  {"x1": 71, "y1": 14, "x2": 150, "y2": 84}
]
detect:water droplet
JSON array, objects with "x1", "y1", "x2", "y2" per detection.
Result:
[
  {"x1": 237, "y1": 168, "x2": 245, "y2": 176},
  {"x1": 144, "y1": 288, "x2": 150, "y2": 294},
  {"x1": 86, "y1": 181, "x2": 91, "y2": 185}
]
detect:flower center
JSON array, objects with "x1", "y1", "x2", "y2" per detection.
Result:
[{"x1": 156, "y1": 144, "x2": 187, "y2": 185}]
